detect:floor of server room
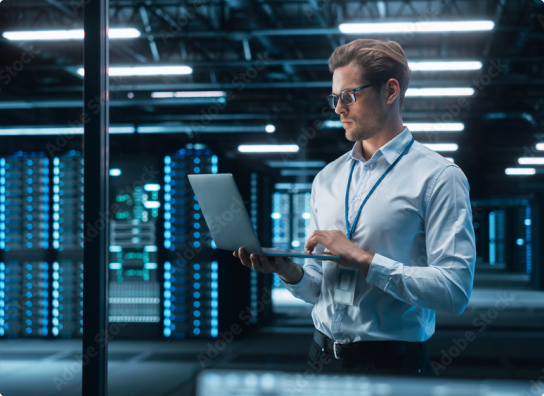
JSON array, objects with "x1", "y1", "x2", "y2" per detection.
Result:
[{"x1": 1, "y1": 273, "x2": 543, "y2": 396}]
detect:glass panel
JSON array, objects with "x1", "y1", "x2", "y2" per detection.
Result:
[{"x1": 0, "y1": 2, "x2": 84, "y2": 392}]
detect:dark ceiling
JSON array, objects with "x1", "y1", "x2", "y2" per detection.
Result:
[{"x1": 1, "y1": 0, "x2": 544, "y2": 198}]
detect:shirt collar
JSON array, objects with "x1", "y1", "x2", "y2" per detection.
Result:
[{"x1": 344, "y1": 126, "x2": 413, "y2": 166}]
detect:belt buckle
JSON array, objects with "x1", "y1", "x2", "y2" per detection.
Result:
[{"x1": 333, "y1": 341, "x2": 341, "y2": 359}]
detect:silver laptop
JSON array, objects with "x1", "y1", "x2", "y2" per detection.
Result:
[{"x1": 187, "y1": 174, "x2": 339, "y2": 260}]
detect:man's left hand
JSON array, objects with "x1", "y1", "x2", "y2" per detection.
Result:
[{"x1": 304, "y1": 230, "x2": 374, "y2": 275}]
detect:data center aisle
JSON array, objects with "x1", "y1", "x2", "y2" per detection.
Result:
[
  {"x1": 1, "y1": 327, "x2": 543, "y2": 395},
  {"x1": 1, "y1": 287, "x2": 544, "y2": 395}
]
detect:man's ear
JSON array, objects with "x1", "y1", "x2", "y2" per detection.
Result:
[{"x1": 385, "y1": 79, "x2": 400, "y2": 105}]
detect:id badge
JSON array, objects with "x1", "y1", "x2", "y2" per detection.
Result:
[{"x1": 333, "y1": 266, "x2": 357, "y2": 306}]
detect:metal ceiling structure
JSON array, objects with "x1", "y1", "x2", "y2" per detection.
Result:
[{"x1": 1, "y1": 0, "x2": 544, "y2": 197}]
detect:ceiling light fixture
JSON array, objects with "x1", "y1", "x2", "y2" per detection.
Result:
[
  {"x1": 339, "y1": 21, "x2": 494, "y2": 34},
  {"x1": 409, "y1": 61, "x2": 482, "y2": 71},
  {"x1": 77, "y1": 66, "x2": 192, "y2": 76},
  {"x1": 238, "y1": 145, "x2": 299, "y2": 153},
  {"x1": 422, "y1": 143, "x2": 459, "y2": 152},
  {"x1": 0, "y1": 125, "x2": 135, "y2": 135},
  {"x1": 505, "y1": 168, "x2": 536, "y2": 175},
  {"x1": 2, "y1": 28, "x2": 141, "y2": 40},
  {"x1": 321, "y1": 121, "x2": 464, "y2": 131},
  {"x1": 406, "y1": 88, "x2": 475, "y2": 97},
  {"x1": 151, "y1": 91, "x2": 227, "y2": 98},
  {"x1": 518, "y1": 157, "x2": 544, "y2": 165}
]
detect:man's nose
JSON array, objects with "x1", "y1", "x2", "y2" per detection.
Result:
[{"x1": 335, "y1": 100, "x2": 348, "y2": 115}]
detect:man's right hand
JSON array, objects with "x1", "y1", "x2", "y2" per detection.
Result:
[{"x1": 233, "y1": 247, "x2": 303, "y2": 284}]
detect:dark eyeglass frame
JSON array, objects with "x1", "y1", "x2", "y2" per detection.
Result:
[{"x1": 326, "y1": 81, "x2": 384, "y2": 110}]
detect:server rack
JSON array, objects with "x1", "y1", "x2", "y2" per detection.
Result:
[{"x1": 0, "y1": 146, "x2": 259, "y2": 339}]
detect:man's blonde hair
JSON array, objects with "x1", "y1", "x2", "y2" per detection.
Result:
[{"x1": 328, "y1": 39, "x2": 411, "y2": 106}]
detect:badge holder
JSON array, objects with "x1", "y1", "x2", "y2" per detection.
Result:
[{"x1": 333, "y1": 266, "x2": 357, "y2": 306}]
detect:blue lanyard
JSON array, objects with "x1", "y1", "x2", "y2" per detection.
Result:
[{"x1": 345, "y1": 137, "x2": 415, "y2": 241}]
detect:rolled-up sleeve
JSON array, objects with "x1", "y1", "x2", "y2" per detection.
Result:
[
  {"x1": 366, "y1": 165, "x2": 476, "y2": 316},
  {"x1": 281, "y1": 179, "x2": 324, "y2": 304}
]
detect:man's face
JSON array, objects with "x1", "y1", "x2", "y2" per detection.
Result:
[{"x1": 331, "y1": 62, "x2": 387, "y2": 142}]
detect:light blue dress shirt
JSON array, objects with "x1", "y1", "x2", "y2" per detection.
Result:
[{"x1": 282, "y1": 126, "x2": 476, "y2": 343}]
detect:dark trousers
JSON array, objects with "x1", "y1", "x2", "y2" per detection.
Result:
[{"x1": 307, "y1": 335, "x2": 436, "y2": 376}]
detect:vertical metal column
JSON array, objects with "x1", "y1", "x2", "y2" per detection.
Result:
[
  {"x1": 532, "y1": 195, "x2": 543, "y2": 291},
  {"x1": 83, "y1": 0, "x2": 109, "y2": 393}
]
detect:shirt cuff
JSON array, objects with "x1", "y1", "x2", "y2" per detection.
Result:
[
  {"x1": 280, "y1": 267, "x2": 312, "y2": 298},
  {"x1": 366, "y1": 253, "x2": 397, "y2": 290}
]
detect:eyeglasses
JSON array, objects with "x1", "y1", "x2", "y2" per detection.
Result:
[{"x1": 326, "y1": 82, "x2": 384, "y2": 110}]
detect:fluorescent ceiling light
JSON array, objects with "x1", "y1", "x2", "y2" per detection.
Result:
[
  {"x1": 138, "y1": 125, "x2": 191, "y2": 134},
  {"x1": 409, "y1": 61, "x2": 482, "y2": 71},
  {"x1": 518, "y1": 158, "x2": 544, "y2": 165},
  {"x1": 0, "y1": 125, "x2": 135, "y2": 135},
  {"x1": 339, "y1": 21, "x2": 494, "y2": 34},
  {"x1": 238, "y1": 145, "x2": 299, "y2": 153},
  {"x1": 109, "y1": 28, "x2": 142, "y2": 39},
  {"x1": 536, "y1": 144, "x2": 544, "y2": 151},
  {"x1": 422, "y1": 143, "x2": 458, "y2": 152},
  {"x1": 265, "y1": 124, "x2": 276, "y2": 133},
  {"x1": 505, "y1": 168, "x2": 535, "y2": 175},
  {"x1": 3, "y1": 28, "x2": 140, "y2": 40},
  {"x1": 110, "y1": 126, "x2": 136, "y2": 134},
  {"x1": 406, "y1": 88, "x2": 474, "y2": 97},
  {"x1": 445, "y1": 157, "x2": 455, "y2": 163},
  {"x1": 77, "y1": 66, "x2": 193, "y2": 76},
  {"x1": 406, "y1": 123, "x2": 464, "y2": 132},
  {"x1": 137, "y1": 125, "x2": 272, "y2": 134},
  {"x1": 266, "y1": 160, "x2": 326, "y2": 168},
  {"x1": 151, "y1": 91, "x2": 227, "y2": 98},
  {"x1": 321, "y1": 121, "x2": 464, "y2": 131},
  {"x1": 109, "y1": 169, "x2": 122, "y2": 176}
]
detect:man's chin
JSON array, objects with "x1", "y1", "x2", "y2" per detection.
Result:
[{"x1": 345, "y1": 128, "x2": 359, "y2": 142}]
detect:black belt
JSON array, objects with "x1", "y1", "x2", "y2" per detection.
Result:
[{"x1": 313, "y1": 329, "x2": 420, "y2": 360}]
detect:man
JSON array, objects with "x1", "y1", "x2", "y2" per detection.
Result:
[{"x1": 234, "y1": 38, "x2": 476, "y2": 376}]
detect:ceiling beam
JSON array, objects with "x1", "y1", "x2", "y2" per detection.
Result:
[
  {"x1": 30, "y1": 78, "x2": 544, "y2": 94},
  {"x1": 18, "y1": 56, "x2": 544, "y2": 73}
]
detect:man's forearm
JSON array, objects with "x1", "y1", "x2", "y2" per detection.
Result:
[{"x1": 277, "y1": 261, "x2": 304, "y2": 285}]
